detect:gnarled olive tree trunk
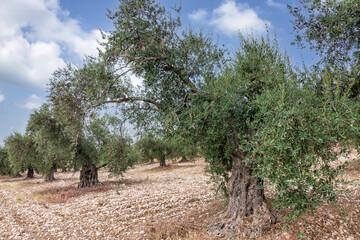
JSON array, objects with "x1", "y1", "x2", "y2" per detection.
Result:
[
  {"x1": 25, "y1": 167, "x2": 34, "y2": 179},
  {"x1": 229, "y1": 150, "x2": 275, "y2": 233},
  {"x1": 78, "y1": 163, "x2": 99, "y2": 188},
  {"x1": 45, "y1": 164, "x2": 57, "y2": 182},
  {"x1": 179, "y1": 156, "x2": 188, "y2": 163},
  {"x1": 210, "y1": 129, "x2": 275, "y2": 238},
  {"x1": 158, "y1": 154, "x2": 166, "y2": 168}
]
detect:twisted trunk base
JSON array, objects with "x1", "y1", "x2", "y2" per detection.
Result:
[
  {"x1": 45, "y1": 165, "x2": 57, "y2": 182},
  {"x1": 209, "y1": 150, "x2": 276, "y2": 238},
  {"x1": 78, "y1": 163, "x2": 99, "y2": 188},
  {"x1": 179, "y1": 156, "x2": 189, "y2": 163},
  {"x1": 25, "y1": 168, "x2": 34, "y2": 179},
  {"x1": 159, "y1": 155, "x2": 166, "y2": 168}
]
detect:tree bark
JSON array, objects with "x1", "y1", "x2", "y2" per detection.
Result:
[
  {"x1": 210, "y1": 129, "x2": 275, "y2": 238},
  {"x1": 229, "y1": 150, "x2": 275, "y2": 234},
  {"x1": 78, "y1": 163, "x2": 99, "y2": 188},
  {"x1": 149, "y1": 157, "x2": 154, "y2": 164},
  {"x1": 45, "y1": 164, "x2": 57, "y2": 182},
  {"x1": 159, "y1": 155, "x2": 166, "y2": 167},
  {"x1": 179, "y1": 156, "x2": 188, "y2": 163},
  {"x1": 25, "y1": 167, "x2": 34, "y2": 179}
]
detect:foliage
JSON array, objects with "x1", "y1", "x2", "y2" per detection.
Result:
[
  {"x1": 4, "y1": 132, "x2": 38, "y2": 175},
  {"x1": 48, "y1": 62, "x2": 135, "y2": 178},
  {"x1": 49, "y1": 0, "x2": 225, "y2": 170},
  {"x1": 48, "y1": 63, "x2": 93, "y2": 143},
  {"x1": 220, "y1": 35, "x2": 360, "y2": 219},
  {"x1": 289, "y1": 0, "x2": 360, "y2": 64},
  {"x1": 250, "y1": 67, "x2": 360, "y2": 219},
  {"x1": 48, "y1": 0, "x2": 360, "y2": 222},
  {"x1": 0, "y1": 147, "x2": 11, "y2": 175},
  {"x1": 165, "y1": 133, "x2": 200, "y2": 162},
  {"x1": 26, "y1": 104, "x2": 72, "y2": 177},
  {"x1": 135, "y1": 135, "x2": 157, "y2": 163},
  {"x1": 86, "y1": 114, "x2": 135, "y2": 176},
  {"x1": 289, "y1": 0, "x2": 360, "y2": 100},
  {"x1": 136, "y1": 135, "x2": 176, "y2": 164}
]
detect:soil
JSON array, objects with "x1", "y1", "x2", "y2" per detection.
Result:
[{"x1": 0, "y1": 157, "x2": 359, "y2": 240}]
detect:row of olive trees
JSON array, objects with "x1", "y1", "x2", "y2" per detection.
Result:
[
  {"x1": 134, "y1": 134, "x2": 199, "y2": 166},
  {"x1": 2, "y1": 105, "x2": 71, "y2": 181},
  {"x1": 0, "y1": 104, "x2": 192, "y2": 186},
  {"x1": 1, "y1": 104, "x2": 140, "y2": 186},
  {"x1": 0, "y1": 147, "x2": 11, "y2": 176},
  {"x1": 3, "y1": 0, "x2": 359, "y2": 237},
  {"x1": 45, "y1": 0, "x2": 360, "y2": 237}
]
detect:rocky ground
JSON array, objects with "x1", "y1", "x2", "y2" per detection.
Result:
[{"x1": 0, "y1": 157, "x2": 359, "y2": 240}]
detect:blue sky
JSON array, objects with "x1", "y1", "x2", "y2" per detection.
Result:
[{"x1": 0, "y1": 0, "x2": 318, "y2": 145}]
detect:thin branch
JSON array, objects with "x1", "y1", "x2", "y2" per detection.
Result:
[
  {"x1": 97, "y1": 163, "x2": 108, "y2": 170},
  {"x1": 100, "y1": 97, "x2": 160, "y2": 108},
  {"x1": 114, "y1": 56, "x2": 164, "y2": 80}
]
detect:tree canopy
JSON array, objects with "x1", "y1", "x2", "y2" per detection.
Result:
[
  {"x1": 289, "y1": 0, "x2": 360, "y2": 100},
  {"x1": 86, "y1": 114, "x2": 135, "y2": 176},
  {"x1": 5, "y1": 132, "x2": 38, "y2": 179},
  {"x1": 26, "y1": 104, "x2": 72, "y2": 181},
  {"x1": 46, "y1": 0, "x2": 360, "y2": 236},
  {"x1": 289, "y1": 0, "x2": 360, "y2": 65},
  {"x1": 0, "y1": 147, "x2": 11, "y2": 176}
]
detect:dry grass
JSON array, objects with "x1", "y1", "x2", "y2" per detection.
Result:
[
  {"x1": 281, "y1": 159, "x2": 360, "y2": 240},
  {"x1": 33, "y1": 184, "x2": 112, "y2": 203},
  {"x1": 140, "y1": 163, "x2": 199, "y2": 174},
  {"x1": 144, "y1": 201, "x2": 224, "y2": 240},
  {"x1": 32, "y1": 178, "x2": 148, "y2": 203}
]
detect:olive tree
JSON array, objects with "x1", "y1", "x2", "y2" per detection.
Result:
[
  {"x1": 137, "y1": 135, "x2": 175, "y2": 167},
  {"x1": 80, "y1": 114, "x2": 135, "y2": 187},
  {"x1": 48, "y1": 0, "x2": 360, "y2": 236},
  {"x1": 45, "y1": 68, "x2": 135, "y2": 188},
  {"x1": 289, "y1": 0, "x2": 360, "y2": 65},
  {"x1": 0, "y1": 147, "x2": 11, "y2": 175},
  {"x1": 26, "y1": 104, "x2": 72, "y2": 182},
  {"x1": 289, "y1": 0, "x2": 360, "y2": 98},
  {"x1": 136, "y1": 135, "x2": 157, "y2": 164},
  {"x1": 5, "y1": 133, "x2": 38, "y2": 179},
  {"x1": 166, "y1": 130, "x2": 200, "y2": 163}
]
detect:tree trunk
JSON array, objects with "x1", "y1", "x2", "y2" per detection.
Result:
[
  {"x1": 25, "y1": 167, "x2": 34, "y2": 179},
  {"x1": 45, "y1": 164, "x2": 57, "y2": 182},
  {"x1": 210, "y1": 129, "x2": 275, "y2": 238},
  {"x1": 149, "y1": 157, "x2": 154, "y2": 164},
  {"x1": 159, "y1": 155, "x2": 166, "y2": 167},
  {"x1": 78, "y1": 163, "x2": 99, "y2": 188},
  {"x1": 230, "y1": 151, "x2": 275, "y2": 233},
  {"x1": 179, "y1": 156, "x2": 188, "y2": 163}
]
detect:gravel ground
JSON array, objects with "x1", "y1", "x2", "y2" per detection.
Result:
[
  {"x1": 0, "y1": 155, "x2": 359, "y2": 240},
  {"x1": 0, "y1": 160, "x2": 217, "y2": 240}
]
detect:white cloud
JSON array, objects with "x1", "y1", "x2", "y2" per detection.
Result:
[
  {"x1": 211, "y1": 1, "x2": 270, "y2": 36},
  {"x1": 23, "y1": 94, "x2": 44, "y2": 110},
  {"x1": 266, "y1": 0, "x2": 287, "y2": 10},
  {"x1": 0, "y1": 92, "x2": 4, "y2": 102},
  {"x1": 0, "y1": 0, "x2": 103, "y2": 89},
  {"x1": 189, "y1": 9, "x2": 208, "y2": 21},
  {"x1": 128, "y1": 73, "x2": 143, "y2": 87},
  {"x1": 189, "y1": 1, "x2": 270, "y2": 36}
]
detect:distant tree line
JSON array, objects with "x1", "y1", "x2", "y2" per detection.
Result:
[{"x1": 0, "y1": 105, "x2": 196, "y2": 186}]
